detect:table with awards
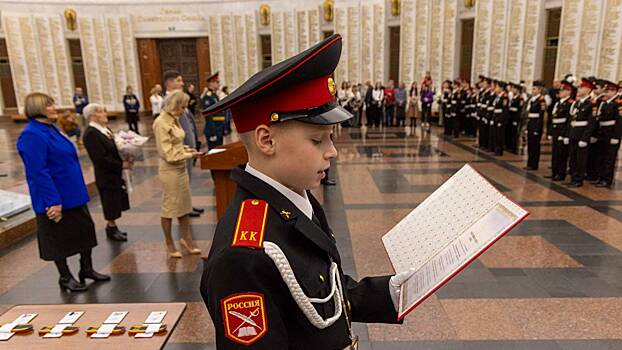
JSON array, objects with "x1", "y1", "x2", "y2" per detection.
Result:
[{"x1": 0, "y1": 302, "x2": 186, "y2": 349}]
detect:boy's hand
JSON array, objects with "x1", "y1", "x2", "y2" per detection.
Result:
[{"x1": 388, "y1": 268, "x2": 417, "y2": 311}]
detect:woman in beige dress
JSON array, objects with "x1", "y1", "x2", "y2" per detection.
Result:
[{"x1": 153, "y1": 90, "x2": 204, "y2": 258}]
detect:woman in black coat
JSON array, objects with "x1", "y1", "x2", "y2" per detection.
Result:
[
  {"x1": 123, "y1": 85, "x2": 140, "y2": 134},
  {"x1": 83, "y1": 103, "x2": 130, "y2": 242}
]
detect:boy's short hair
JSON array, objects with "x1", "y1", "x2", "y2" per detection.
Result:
[
  {"x1": 163, "y1": 70, "x2": 182, "y2": 84},
  {"x1": 24, "y1": 92, "x2": 55, "y2": 119}
]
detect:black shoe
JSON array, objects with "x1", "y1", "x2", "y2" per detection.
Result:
[
  {"x1": 106, "y1": 226, "x2": 127, "y2": 242},
  {"x1": 595, "y1": 181, "x2": 611, "y2": 188},
  {"x1": 189, "y1": 211, "x2": 201, "y2": 217},
  {"x1": 522, "y1": 166, "x2": 535, "y2": 171},
  {"x1": 588, "y1": 179, "x2": 601, "y2": 185},
  {"x1": 586, "y1": 177, "x2": 599, "y2": 183},
  {"x1": 544, "y1": 175, "x2": 554, "y2": 179},
  {"x1": 552, "y1": 175, "x2": 565, "y2": 181},
  {"x1": 192, "y1": 207, "x2": 205, "y2": 214},
  {"x1": 321, "y1": 179, "x2": 337, "y2": 186},
  {"x1": 78, "y1": 270, "x2": 111, "y2": 284},
  {"x1": 566, "y1": 182, "x2": 583, "y2": 188},
  {"x1": 59, "y1": 276, "x2": 88, "y2": 292}
]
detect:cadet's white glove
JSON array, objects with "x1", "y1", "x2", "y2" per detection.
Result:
[
  {"x1": 513, "y1": 121, "x2": 518, "y2": 126},
  {"x1": 209, "y1": 136, "x2": 217, "y2": 142},
  {"x1": 563, "y1": 138, "x2": 570, "y2": 145},
  {"x1": 533, "y1": 132, "x2": 539, "y2": 136},
  {"x1": 590, "y1": 137, "x2": 598, "y2": 144},
  {"x1": 611, "y1": 138, "x2": 620, "y2": 145},
  {"x1": 557, "y1": 136, "x2": 563, "y2": 141},
  {"x1": 578, "y1": 141, "x2": 588, "y2": 148},
  {"x1": 547, "y1": 135, "x2": 552, "y2": 141},
  {"x1": 389, "y1": 268, "x2": 417, "y2": 311}
]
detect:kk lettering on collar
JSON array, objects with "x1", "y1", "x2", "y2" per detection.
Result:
[{"x1": 232, "y1": 199, "x2": 269, "y2": 249}]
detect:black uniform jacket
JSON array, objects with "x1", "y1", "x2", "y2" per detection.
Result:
[
  {"x1": 83, "y1": 126, "x2": 124, "y2": 190},
  {"x1": 569, "y1": 97, "x2": 596, "y2": 142},
  {"x1": 597, "y1": 96, "x2": 622, "y2": 140},
  {"x1": 201, "y1": 167, "x2": 399, "y2": 350},
  {"x1": 526, "y1": 95, "x2": 546, "y2": 133},
  {"x1": 551, "y1": 97, "x2": 573, "y2": 139}
]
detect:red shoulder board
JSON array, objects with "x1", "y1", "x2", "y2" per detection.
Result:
[
  {"x1": 232, "y1": 199, "x2": 269, "y2": 249},
  {"x1": 221, "y1": 292, "x2": 268, "y2": 345}
]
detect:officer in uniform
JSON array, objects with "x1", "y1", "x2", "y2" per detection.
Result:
[
  {"x1": 455, "y1": 79, "x2": 467, "y2": 138},
  {"x1": 486, "y1": 80, "x2": 498, "y2": 152},
  {"x1": 524, "y1": 80, "x2": 547, "y2": 170},
  {"x1": 586, "y1": 78, "x2": 606, "y2": 183},
  {"x1": 201, "y1": 72, "x2": 226, "y2": 150},
  {"x1": 506, "y1": 82, "x2": 522, "y2": 154},
  {"x1": 566, "y1": 78, "x2": 597, "y2": 187},
  {"x1": 594, "y1": 80, "x2": 621, "y2": 188},
  {"x1": 545, "y1": 80, "x2": 575, "y2": 181},
  {"x1": 200, "y1": 34, "x2": 408, "y2": 350},
  {"x1": 478, "y1": 76, "x2": 492, "y2": 150},
  {"x1": 491, "y1": 80, "x2": 509, "y2": 156}
]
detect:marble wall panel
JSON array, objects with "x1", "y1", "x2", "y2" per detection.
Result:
[
  {"x1": 334, "y1": 6, "x2": 348, "y2": 84},
  {"x1": 296, "y1": 10, "x2": 309, "y2": 51},
  {"x1": 597, "y1": 0, "x2": 622, "y2": 79},
  {"x1": 283, "y1": 10, "x2": 297, "y2": 59},
  {"x1": 220, "y1": 15, "x2": 236, "y2": 87},
  {"x1": 520, "y1": 0, "x2": 541, "y2": 86},
  {"x1": 360, "y1": 4, "x2": 374, "y2": 83},
  {"x1": 472, "y1": 0, "x2": 492, "y2": 78},
  {"x1": 234, "y1": 14, "x2": 248, "y2": 86},
  {"x1": 308, "y1": 8, "x2": 321, "y2": 45},
  {"x1": 556, "y1": 0, "x2": 581, "y2": 77},
  {"x1": 575, "y1": 0, "x2": 601, "y2": 78},
  {"x1": 372, "y1": 3, "x2": 385, "y2": 82},
  {"x1": 428, "y1": 0, "x2": 443, "y2": 84},
  {"x1": 488, "y1": 0, "x2": 507, "y2": 79},
  {"x1": 209, "y1": 16, "x2": 225, "y2": 85},
  {"x1": 414, "y1": 0, "x2": 430, "y2": 83},
  {"x1": 399, "y1": 0, "x2": 416, "y2": 84},
  {"x1": 271, "y1": 11, "x2": 285, "y2": 64},
  {"x1": 347, "y1": 6, "x2": 361, "y2": 84},
  {"x1": 441, "y1": 0, "x2": 457, "y2": 82},
  {"x1": 504, "y1": 0, "x2": 527, "y2": 82}
]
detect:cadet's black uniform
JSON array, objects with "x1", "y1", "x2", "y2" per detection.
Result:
[
  {"x1": 549, "y1": 96, "x2": 573, "y2": 180},
  {"x1": 506, "y1": 94, "x2": 521, "y2": 153},
  {"x1": 455, "y1": 88, "x2": 467, "y2": 138},
  {"x1": 443, "y1": 89, "x2": 453, "y2": 136},
  {"x1": 478, "y1": 89, "x2": 491, "y2": 149},
  {"x1": 586, "y1": 94, "x2": 606, "y2": 181},
  {"x1": 595, "y1": 95, "x2": 622, "y2": 186},
  {"x1": 568, "y1": 96, "x2": 597, "y2": 185},
  {"x1": 491, "y1": 92, "x2": 509, "y2": 156},
  {"x1": 201, "y1": 168, "x2": 399, "y2": 349},
  {"x1": 525, "y1": 94, "x2": 547, "y2": 170}
]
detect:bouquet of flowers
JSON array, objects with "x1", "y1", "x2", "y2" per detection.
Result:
[{"x1": 114, "y1": 130, "x2": 149, "y2": 192}]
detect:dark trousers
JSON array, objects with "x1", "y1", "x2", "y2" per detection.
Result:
[
  {"x1": 444, "y1": 116, "x2": 453, "y2": 135},
  {"x1": 384, "y1": 105, "x2": 395, "y2": 126},
  {"x1": 421, "y1": 103, "x2": 432, "y2": 124},
  {"x1": 598, "y1": 142, "x2": 620, "y2": 184},
  {"x1": 453, "y1": 113, "x2": 462, "y2": 138},
  {"x1": 127, "y1": 113, "x2": 139, "y2": 134},
  {"x1": 551, "y1": 138, "x2": 569, "y2": 178},
  {"x1": 586, "y1": 141, "x2": 603, "y2": 180},
  {"x1": 488, "y1": 120, "x2": 496, "y2": 151},
  {"x1": 395, "y1": 105, "x2": 406, "y2": 126},
  {"x1": 527, "y1": 131, "x2": 542, "y2": 169},
  {"x1": 585, "y1": 140, "x2": 606, "y2": 181},
  {"x1": 494, "y1": 123, "x2": 506, "y2": 155},
  {"x1": 506, "y1": 121, "x2": 519, "y2": 153},
  {"x1": 479, "y1": 121, "x2": 488, "y2": 149},
  {"x1": 569, "y1": 141, "x2": 589, "y2": 183}
]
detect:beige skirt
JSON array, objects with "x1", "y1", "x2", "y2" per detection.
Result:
[{"x1": 159, "y1": 164, "x2": 192, "y2": 219}]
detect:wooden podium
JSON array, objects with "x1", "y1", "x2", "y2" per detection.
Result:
[{"x1": 200, "y1": 141, "x2": 248, "y2": 219}]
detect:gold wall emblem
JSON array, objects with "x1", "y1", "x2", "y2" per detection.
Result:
[
  {"x1": 464, "y1": 0, "x2": 476, "y2": 9},
  {"x1": 270, "y1": 113, "x2": 279, "y2": 122},
  {"x1": 323, "y1": 0, "x2": 334, "y2": 22},
  {"x1": 327, "y1": 77, "x2": 336, "y2": 96},
  {"x1": 391, "y1": 0, "x2": 401, "y2": 16},
  {"x1": 64, "y1": 8, "x2": 77, "y2": 31},
  {"x1": 259, "y1": 4, "x2": 271, "y2": 26}
]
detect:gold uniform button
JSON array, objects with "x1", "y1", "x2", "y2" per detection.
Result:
[
  {"x1": 251, "y1": 200, "x2": 259, "y2": 205},
  {"x1": 319, "y1": 274, "x2": 325, "y2": 282},
  {"x1": 270, "y1": 113, "x2": 279, "y2": 122},
  {"x1": 347, "y1": 300, "x2": 351, "y2": 311}
]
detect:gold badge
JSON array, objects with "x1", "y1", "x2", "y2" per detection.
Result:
[
  {"x1": 327, "y1": 77, "x2": 336, "y2": 96},
  {"x1": 279, "y1": 210, "x2": 291, "y2": 219},
  {"x1": 270, "y1": 113, "x2": 279, "y2": 122}
]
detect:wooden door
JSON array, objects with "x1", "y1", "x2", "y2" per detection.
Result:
[
  {"x1": 158, "y1": 38, "x2": 199, "y2": 91},
  {"x1": 389, "y1": 26, "x2": 400, "y2": 83},
  {"x1": 460, "y1": 19, "x2": 474, "y2": 80},
  {"x1": 136, "y1": 39, "x2": 161, "y2": 110},
  {"x1": 0, "y1": 39, "x2": 17, "y2": 109},
  {"x1": 543, "y1": 8, "x2": 561, "y2": 86},
  {"x1": 68, "y1": 39, "x2": 87, "y2": 96}
]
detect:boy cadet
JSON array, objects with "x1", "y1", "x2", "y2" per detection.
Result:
[
  {"x1": 545, "y1": 80, "x2": 575, "y2": 181},
  {"x1": 506, "y1": 82, "x2": 523, "y2": 154},
  {"x1": 491, "y1": 80, "x2": 509, "y2": 156},
  {"x1": 566, "y1": 78, "x2": 597, "y2": 187},
  {"x1": 586, "y1": 78, "x2": 607, "y2": 182},
  {"x1": 478, "y1": 76, "x2": 492, "y2": 150},
  {"x1": 593, "y1": 80, "x2": 621, "y2": 188},
  {"x1": 200, "y1": 34, "x2": 410, "y2": 349},
  {"x1": 523, "y1": 81, "x2": 547, "y2": 171}
]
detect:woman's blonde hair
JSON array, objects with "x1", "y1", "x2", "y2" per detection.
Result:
[
  {"x1": 162, "y1": 89, "x2": 189, "y2": 114},
  {"x1": 24, "y1": 92, "x2": 55, "y2": 119}
]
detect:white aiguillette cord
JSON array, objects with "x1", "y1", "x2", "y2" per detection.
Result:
[{"x1": 263, "y1": 241, "x2": 343, "y2": 329}]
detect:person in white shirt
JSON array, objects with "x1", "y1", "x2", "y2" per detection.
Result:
[
  {"x1": 371, "y1": 82, "x2": 384, "y2": 128},
  {"x1": 150, "y1": 84, "x2": 164, "y2": 118}
]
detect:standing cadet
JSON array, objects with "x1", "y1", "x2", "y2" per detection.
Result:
[
  {"x1": 506, "y1": 83, "x2": 522, "y2": 154},
  {"x1": 545, "y1": 80, "x2": 575, "y2": 181},
  {"x1": 587, "y1": 78, "x2": 606, "y2": 183},
  {"x1": 478, "y1": 76, "x2": 492, "y2": 150},
  {"x1": 594, "y1": 80, "x2": 621, "y2": 188},
  {"x1": 524, "y1": 81, "x2": 547, "y2": 170},
  {"x1": 491, "y1": 81, "x2": 509, "y2": 156},
  {"x1": 200, "y1": 34, "x2": 409, "y2": 350},
  {"x1": 442, "y1": 81, "x2": 453, "y2": 136},
  {"x1": 566, "y1": 78, "x2": 597, "y2": 187},
  {"x1": 201, "y1": 72, "x2": 225, "y2": 150},
  {"x1": 455, "y1": 79, "x2": 467, "y2": 138}
]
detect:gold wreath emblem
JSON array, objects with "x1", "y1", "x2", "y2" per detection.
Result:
[{"x1": 327, "y1": 77, "x2": 336, "y2": 96}]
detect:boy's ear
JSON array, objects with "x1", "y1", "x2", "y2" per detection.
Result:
[{"x1": 255, "y1": 124, "x2": 276, "y2": 156}]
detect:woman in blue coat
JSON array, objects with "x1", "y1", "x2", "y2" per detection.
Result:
[{"x1": 16, "y1": 92, "x2": 110, "y2": 292}]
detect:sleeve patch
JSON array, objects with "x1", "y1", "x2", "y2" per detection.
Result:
[
  {"x1": 232, "y1": 199, "x2": 269, "y2": 249},
  {"x1": 221, "y1": 292, "x2": 268, "y2": 345}
]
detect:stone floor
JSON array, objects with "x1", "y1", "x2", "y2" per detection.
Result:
[{"x1": 1, "y1": 116, "x2": 622, "y2": 349}]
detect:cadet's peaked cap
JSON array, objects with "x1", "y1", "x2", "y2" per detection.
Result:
[
  {"x1": 532, "y1": 80, "x2": 545, "y2": 88},
  {"x1": 579, "y1": 78, "x2": 595, "y2": 90},
  {"x1": 203, "y1": 34, "x2": 352, "y2": 133},
  {"x1": 603, "y1": 80, "x2": 620, "y2": 91},
  {"x1": 560, "y1": 80, "x2": 576, "y2": 92},
  {"x1": 206, "y1": 71, "x2": 219, "y2": 82},
  {"x1": 497, "y1": 81, "x2": 507, "y2": 88}
]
